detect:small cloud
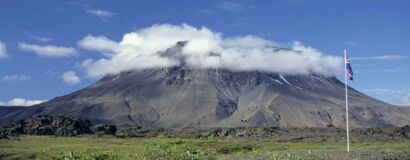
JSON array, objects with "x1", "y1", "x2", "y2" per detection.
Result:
[
  {"x1": 218, "y1": 1, "x2": 245, "y2": 12},
  {"x1": 402, "y1": 94, "x2": 410, "y2": 106},
  {"x1": 288, "y1": 0, "x2": 307, "y2": 5},
  {"x1": 86, "y1": 9, "x2": 116, "y2": 20},
  {"x1": 198, "y1": 9, "x2": 216, "y2": 14},
  {"x1": 2, "y1": 75, "x2": 31, "y2": 81},
  {"x1": 33, "y1": 36, "x2": 53, "y2": 43},
  {"x1": 0, "y1": 98, "x2": 45, "y2": 106},
  {"x1": 61, "y1": 71, "x2": 81, "y2": 85},
  {"x1": 379, "y1": 68, "x2": 404, "y2": 73},
  {"x1": 351, "y1": 55, "x2": 408, "y2": 61},
  {"x1": 356, "y1": 68, "x2": 404, "y2": 73},
  {"x1": 199, "y1": 1, "x2": 251, "y2": 15},
  {"x1": 66, "y1": 1, "x2": 83, "y2": 6},
  {"x1": 19, "y1": 43, "x2": 77, "y2": 57},
  {"x1": 80, "y1": 58, "x2": 94, "y2": 68},
  {"x1": 0, "y1": 41, "x2": 9, "y2": 58},
  {"x1": 362, "y1": 88, "x2": 404, "y2": 95},
  {"x1": 77, "y1": 35, "x2": 119, "y2": 54}
]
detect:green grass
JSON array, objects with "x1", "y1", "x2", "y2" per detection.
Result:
[{"x1": 0, "y1": 135, "x2": 409, "y2": 160}]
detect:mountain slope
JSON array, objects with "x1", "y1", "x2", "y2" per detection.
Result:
[{"x1": 0, "y1": 106, "x2": 25, "y2": 118}]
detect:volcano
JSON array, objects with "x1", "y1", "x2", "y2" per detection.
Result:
[{"x1": 2, "y1": 42, "x2": 410, "y2": 128}]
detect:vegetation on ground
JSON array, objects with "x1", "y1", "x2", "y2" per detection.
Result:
[{"x1": 1, "y1": 135, "x2": 409, "y2": 160}]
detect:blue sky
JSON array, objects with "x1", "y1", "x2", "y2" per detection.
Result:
[{"x1": 0, "y1": 0, "x2": 409, "y2": 106}]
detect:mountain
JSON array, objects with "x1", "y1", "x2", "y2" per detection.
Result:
[{"x1": 1, "y1": 42, "x2": 410, "y2": 128}]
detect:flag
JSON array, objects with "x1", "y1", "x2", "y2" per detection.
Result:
[{"x1": 345, "y1": 55, "x2": 353, "y2": 80}]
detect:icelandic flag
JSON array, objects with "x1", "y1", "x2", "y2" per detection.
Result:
[{"x1": 345, "y1": 55, "x2": 353, "y2": 80}]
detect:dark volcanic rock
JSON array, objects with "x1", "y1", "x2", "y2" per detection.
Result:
[
  {"x1": 112, "y1": 126, "x2": 410, "y2": 142},
  {"x1": 0, "y1": 115, "x2": 92, "y2": 136},
  {"x1": 1, "y1": 115, "x2": 410, "y2": 142},
  {"x1": 91, "y1": 124, "x2": 117, "y2": 135},
  {"x1": 394, "y1": 125, "x2": 410, "y2": 138}
]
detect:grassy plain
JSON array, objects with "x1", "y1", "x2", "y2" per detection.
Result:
[{"x1": 1, "y1": 135, "x2": 410, "y2": 160}]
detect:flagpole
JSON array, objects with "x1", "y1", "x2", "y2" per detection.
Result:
[{"x1": 344, "y1": 49, "x2": 350, "y2": 153}]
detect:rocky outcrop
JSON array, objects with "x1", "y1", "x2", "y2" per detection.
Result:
[
  {"x1": 112, "y1": 126, "x2": 410, "y2": 142},
  {"x1": 1, "y1": 115, "x2": 410, "y2": 142},
  {"x1": 0, "y1": 115, "x2": 92, "y2": 136},
  {"x1": 91, "y1": 124, "x2": 117, "y2": 136},
  {"x1": 394, "y1": 125, "x2": 410, "y2": 138}
]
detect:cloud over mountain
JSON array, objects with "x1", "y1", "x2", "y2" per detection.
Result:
[
  {"x1": 78, "y1": 24, "x2": 343, "y2": 77},
  {"x1": 403, "y1": 94, "x2": 410, "y2": 106}
]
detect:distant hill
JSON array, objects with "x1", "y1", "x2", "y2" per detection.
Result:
[{"x1": 1, "y1": 42, "x2": 410, "y2": 128}]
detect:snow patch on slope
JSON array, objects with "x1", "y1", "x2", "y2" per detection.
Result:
[{"x1": 279, "y1": 74, "x2": 303, "y2": 90}]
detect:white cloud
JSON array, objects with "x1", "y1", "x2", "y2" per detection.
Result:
[
  {"x1": 0, "y1": 41, "x2": 9, "y2": 58},
  {"x1": 2, "y1": 75, "x2": 31, "y2": 81},
  {"x1": 0, "y1": 98, "x2": 45, "y2": 106},
  {"x1": 78, "y1": 35, "x2": 119, "y2": 54},
  {"x1": 394, "y1": 93, "x2": 410, "y2": 106},
  {"x1": 200, "y1": 2, "x2": 250, "y2": 14},
  {"x1": 356, "y1": 68, "x2": 403, "y2": 73},
  {"x1": 79, "y1": 24, "x2": 343, "y2": 77},
  {"x1": 351, "y1": 55, "x2": 408, "y2": 61},
  {"x1": 33, "y1": 36, "x2": 53, "y2": 43},
  {"x1": 198, "y1": 9, "x2": 216, "y2": 14},
  {"x1": 86, "y1": 9, "x2": 116, "y2": 19},
  {"x1": 19, "y1": 43, "x2": 77, "y2": 57},
  {"x1": 80, "y1": 58, "x2": 94, "y2": 68},
  {"x1": 403, "y1": 94, "x2": 410, "y2": 106},
  {"x1": 362, "y1": 88, "x2": 404, "y2": 95},
  {"x1": 61, "y1": 71, "x2": 81, "y2": 85},
  {"x1": 218, "y1": 2, "x2": 246, "y2": 12}
]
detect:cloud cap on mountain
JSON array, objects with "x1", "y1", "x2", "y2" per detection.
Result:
[{"x1": 79, "y1": 24, "x2": 342, "y2": 77}]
